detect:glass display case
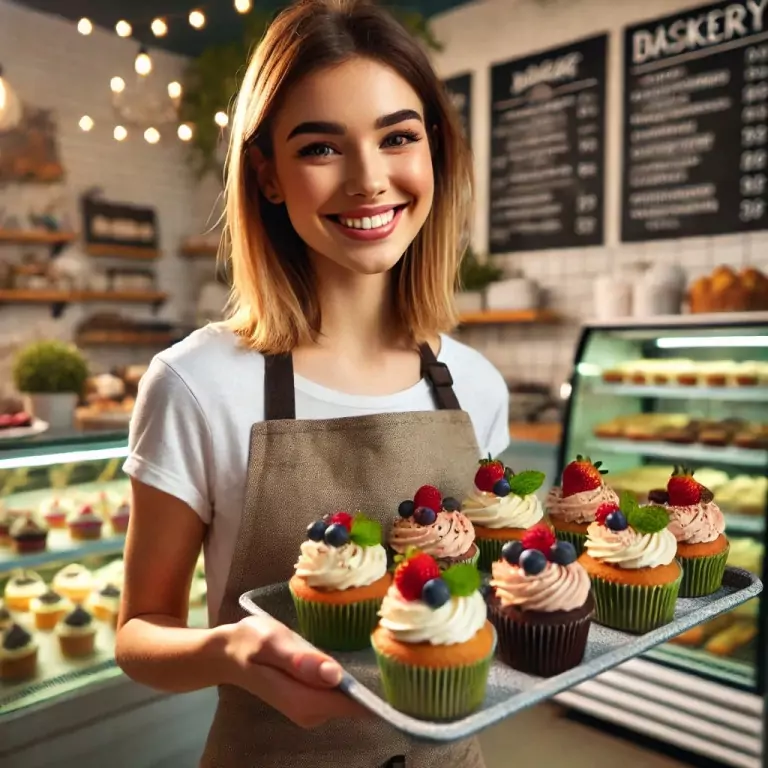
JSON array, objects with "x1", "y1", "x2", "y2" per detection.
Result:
[
  {"x1": 555, "y1": 312, "x2": 767, "y2": 768},
  {"x1": 0, "y1": 429, "x2": 208, "y2": 721}
]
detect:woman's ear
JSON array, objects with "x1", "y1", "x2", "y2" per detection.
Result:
[{"x1": 247, "y1": 145, "x2": 284, "y2": 204}]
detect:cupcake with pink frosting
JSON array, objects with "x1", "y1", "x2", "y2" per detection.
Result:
[
  {"x1": 657, "y1": 467, "x2": 729, "y2": 597},
  {"x1": 391, "y1": 485, "x2": 478, "y2": 569},
  {"x1": 487, "y1": 524, "x2": 593, "y2": 676},
  {"x1": 546, "y1": 456, "x2": 619, "y2": 555}
]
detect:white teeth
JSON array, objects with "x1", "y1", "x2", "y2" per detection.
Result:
[{"x1": 339, "y1": 208, "x2": 396, "y2": 230}]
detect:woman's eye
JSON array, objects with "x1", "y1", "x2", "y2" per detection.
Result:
[
  {"x1": 382, "y1": 131, "x2": 420, "y2": 148},
  {"x1": 297, "y1": 143, "x2": 337, "y2": 158}
]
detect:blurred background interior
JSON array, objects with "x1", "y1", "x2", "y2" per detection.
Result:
[{"x1": 0, "y1": 0, "x2": 767, "y2": 766}]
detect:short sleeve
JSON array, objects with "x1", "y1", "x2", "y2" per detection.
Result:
[
  {"x1": 484, "y1": 371, "x2": 510, "y2": 459},
  {"x1": 122, "y1": 357, "x2": 214, "y2": 523}
]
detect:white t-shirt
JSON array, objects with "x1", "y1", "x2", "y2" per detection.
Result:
[{"x1": 123, "y1": 324, "x2": 510, "y2": 621}]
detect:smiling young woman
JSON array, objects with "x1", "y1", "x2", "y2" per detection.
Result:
[{"x1": 115, "y1": 1, "x2": 508, "y2": 767}]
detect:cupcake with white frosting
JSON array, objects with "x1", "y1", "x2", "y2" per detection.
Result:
[
  {"x1": 41, "y1": 496, "x2": 74, "y2": 530},
  {"x1": 53, "y1": 564, "x2": 94, "y2": 604},
  {"x1": 289, "y1": 511, "x2": 391, "y2": 651},
  {"x1": 371, "y1": 552, "x2": 494, "y2": 719},
  {"x1": 0, "y1": 623, "x2": 38, "y2": 681},
  {"x1": 579, "y1": 492, "x2": 681, "y2": 634},
  {"x1": 462, "y1": 459, "x2": 546, "y2": 570},
  {"x1": 4, "y1": 570, "x2": 46, "y2": 612}
]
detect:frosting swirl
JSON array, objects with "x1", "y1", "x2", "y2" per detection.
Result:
[
  {"x1": 378, "y1": 587, "x2": 486, "y2": 645},
  {"x1": 294, "y1": 541, "x2": 387, "y2": 590},
  {"x1": 585, "y1": 522, "x2": 677, "y2": 569},
  {"x1": 666, "y1": 502, "x2": 725, "y2": 544},
  {"x1": 462, "y1": 488, "x2": 543, "y2": 529},
  {"x1": 389, "y1": 511, "x2": 475, "y2": 558},
  {"x1": 490, "y1": 560, "x2": 591, "y2": 612},
  {"x1": 546, "y1": 485, "x2": 619, "y2": 524}
]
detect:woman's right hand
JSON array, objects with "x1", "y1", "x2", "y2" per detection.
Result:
[{"x1": 219, "y1": 613, "x2": 369, "y2": 729}]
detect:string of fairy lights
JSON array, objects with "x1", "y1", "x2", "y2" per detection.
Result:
[{"x1": 75, "y1": 2, "x2": 253, "y2": 144}]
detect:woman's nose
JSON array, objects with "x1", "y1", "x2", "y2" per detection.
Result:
[{"x1": 343, "y1": 148, "x2": 388, "y2": 198}]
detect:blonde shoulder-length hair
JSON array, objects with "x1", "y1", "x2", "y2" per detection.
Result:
[{"x1": 223, "y1": 0, "x2": 473, "y2": 354}]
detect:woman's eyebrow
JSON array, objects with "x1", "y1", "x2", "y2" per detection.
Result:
[{"x1": 286, "y1": 109, "x2": 423, "y2": 140}]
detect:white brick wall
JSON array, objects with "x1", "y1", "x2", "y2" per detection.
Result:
[{"x1": 433, "y1": 0, "x2": 768, "y2": 391}]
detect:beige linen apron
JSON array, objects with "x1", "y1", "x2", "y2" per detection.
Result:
[{"x1": 201, "y1": 344, "x2": 487, "y2": 768}]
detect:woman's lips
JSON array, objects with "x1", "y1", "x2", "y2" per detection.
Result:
[{"x1": 326, "y1": 205, "x2": 406, "y2": 242}]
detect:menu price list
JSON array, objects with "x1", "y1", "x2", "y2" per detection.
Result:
[
  {"x1": 488, "y1": 34, "x2": 607, "y2": 254},
  {"x1": 622, "y1": 0, "x2": 768, "y2": 241},
  {"x1": 443, "y1": 73, "x2": 472, "y2": 146}
]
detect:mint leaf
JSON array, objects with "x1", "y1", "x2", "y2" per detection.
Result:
[
  {"x1": 628, "y1": 505, "x2": 669, "y2": 535},
  {"x1": 507, "y1": 470, "x2": 545, "y2": 497},
  {"x1": 350, "y1": 516, "x2": 382, "y2": 547},
  {"x1": 441, "y1": 563, "x2": 481, "y2": 597},
  {"x1": 619, "y1": 490, "x2": 639, "y2": 517}
]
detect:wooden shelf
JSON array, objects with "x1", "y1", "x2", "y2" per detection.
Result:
[
  {"x1": 86, "y1": 243, "x2": 159, "y2": 260},
  {"x1": 0, "y1": 289, "x2": 166, "y2": 304},
  {"x1": 180, "y1": 242, "x2": 218, "y2": 257},
  {"x1": 0, "y1": 229, "x2": 78, "y2": 246},
  {"x1": 76, "y1": 331, "x2": 175, "y2": 347},
  {"x1": 458, "y1": 309, "x2": 560, "y2": 325},
  {"x1": 81, "y1": 290, "x2": 167, "y2": 304}
]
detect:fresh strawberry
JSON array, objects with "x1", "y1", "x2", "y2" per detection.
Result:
[
  {"x1": 474, "y1": 456, "x2": 505, "y2": 492},
  {"x1": 394, "y1": 552, "x2": 441, "y2": 601},
  {"x1": 328, "y1": 511, "x2": 354, "y2": 531},
  {"x1": 595, "y1": 503, "x2": 619, "y2": 526},
  {"x1": 521, "y1": 523, "x2": 556, "y2": 554},
  {"x1": 667, "y1": 466, "x2": 705, "y2": 506},
  {"x1": 413, "y1": 485, "x2": 442, "y2": 513},
  {"x1": 561, "y1": 455, "x2": 606, "y2": 498}
]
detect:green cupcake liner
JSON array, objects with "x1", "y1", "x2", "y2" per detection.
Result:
[
  {"x1": 678, "y1": 543, "x2": 730, "y2": 598},
  {"x1": 289, "y1": 588, "x2": 383, "y2": 652},
  {"x1": 589, "y1": 570, "x2": 682, "y2": 634},
  {"x1": 371, "y1": 639, "x2": 494, "y2": 720},
  {"x1": 553, "y1": 528, "x2": 588, "y2": 556}
]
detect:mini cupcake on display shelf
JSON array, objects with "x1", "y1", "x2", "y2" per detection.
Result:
[
  {"x1": 289, "y1": 511, "x2": 391, "y2": 651},
  {"x1": 0, "y1": 624, "x2": 38, "y2": 681},
  {"x1": 462, "y1": 456, "x2": 545, "y2": 570},
  {"x1": 57, "y1": 606, "x2": 97, "y2": 658},
  {"x1": 9, "y1": 512, "x2": 48, "y2": 553},
  {"x1": 4, "y1": 570, "x2": 46, "y2": 611},
  {"x1": 391, "y1": 485, "x2": 478, "y2": 569},
  {"x1": 40, "y1": 497, "x2": 74, "y2": 530},
  {"x1": 67, "y1": 504, "x2": 103, "y2": 541},
  {"x1": 546, "y1": 456, "x2": 619, "y2": 555},
  {"x1": 30, "y1": 589, "x2": 70, "y2": 630},
  {"x1": 53, "y1": 564, "x2": 95, "y2": 604}
]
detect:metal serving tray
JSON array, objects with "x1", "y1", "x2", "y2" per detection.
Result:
[{"x1": 240, "y1": 567, "x2": 762, "y2": 743}]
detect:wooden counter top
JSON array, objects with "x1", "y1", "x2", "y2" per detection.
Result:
[{"x1": 508, "y1": 422, "x2": 561, "y2": 445}]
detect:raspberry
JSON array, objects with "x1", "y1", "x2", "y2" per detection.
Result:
[
  {"x1": 521, "y1": 523, "x2": 556, "y2": 554},
  {"x1": 595, "y1": 503, "x2": 619, "y2": 526},
  {"x1": 413, "y1": 485, "x2": 442, "y2": 514},
  {"x1": 328, "y1": 511, "x2": 353, "y2": 531},
  {"x1": 394, "y1": 553, "x2": 441, "y2": 601}
]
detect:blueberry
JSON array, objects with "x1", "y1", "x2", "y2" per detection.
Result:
[
  {"x1": 307, "y1": 520, "x2": 327, "y2": 542},
  {"x1": 493, "y1": 479, "x2": 511, "y2": 497},
  {"x1": 413, "y1": 507, "x2": 437, "y2": 526},
  {"x1": 442, "y1": 497, "x2": 461, "y2": 512},
  {"x1": 606, "y1": 511, "x2": 628, "y2": 532},
  {"x1": 549, "y1": 541, "x2": 576, "y2": 566},
  {"x1": 519, "y1": 549, "x2": 547, "y2": 576},
  {"x1": 324, "y1": 523, "x2": 350, "y2": 547},
  {"x1": 501, "y1": 540, "x2": 524, "y2": 565},
  {"x1": 422, "y1": 578, "x2": 451, "y2": 608},
  {"x1": 398, "y1": 500, "x2": 415, "y2": 518}
]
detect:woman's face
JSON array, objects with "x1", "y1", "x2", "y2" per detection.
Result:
[{"x1": 264, "y1": 56, "x2": 435, "y2": 276}]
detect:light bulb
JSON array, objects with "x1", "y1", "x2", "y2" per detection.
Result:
[
  {"x1": 144, "y1": 127, "x2": 160, "y2": 144},
  {"x1": 235, "y1": 0, "x2": 252, "y2": 12},
  {"x1": 135, "y1": 48, "x2": 152, "y2": 76},
  {"x1": 151, "y1": 18, "x2": 168, "y2": 37},
  {"x1": 77, "y1": 18, "x2": 93, "y2": 35},
  {"x1": 189, "y1": 10, "x2": 206, "y2": 29},
  {"x1": 168, "y1": 81, "x2": 182, "y2": 100},
  {"x1": 114, "y1": 126, "x2": 128, "y2": 142},
  {"x1": 178, "y1": 123, "x2": 193, "y2": 141},
  {"x1": 214, "y1": 111, "x2": 229, "y2": 127},
  {"x1": 116, "y1": 20, "x2": 132, "y2": 38},
  {"x1": 110, "y1": 77, "x2": 126, "y2": 94},
  {"x1": 79, "y1": 116, "x2": 94, "y2": 132}
]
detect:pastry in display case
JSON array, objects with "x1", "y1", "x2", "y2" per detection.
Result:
[
  {"x1": 0, "y1": 430, "x2": 208, "y2": 718},
  {"x1": 557, "y1": 312, "x2": 767, "y2": 768}
]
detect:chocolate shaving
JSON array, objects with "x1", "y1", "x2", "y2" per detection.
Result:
[{"x1": 700, "y1": 487, "x2": 715, "y2": 503}]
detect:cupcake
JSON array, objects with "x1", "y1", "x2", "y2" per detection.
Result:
[
  {"x1": 41, "y1": 496, "x2": 74, "y2": 529},
  {"x1": 4, "y1": 570, "x2": 46, "y2": 611},
  {"x1": 546, "y1": 456, "x2": 619, "y2": 555},
  {"x1": 462, "y1": 458, "x2": 546, "y2": 570},
  {"x1": 30, "y1": 589, "x2": 69, "y2": 630},
  {"x1": 391, "y1": 485, "x2": 478, "y2": 569},
  {"x1": 53, "y1": 564, "x2": 94, "y2": 603},
  {"x1": 487, "y1": 524, "x2": 594, "y2": 677},
  {"x1": 578, "y1": 494, "x2": 681, "y2": 634},
  {"x1": 90, "y1": 584, "x2": 121, "y2": 626},
  {"x1": 57, "y1": 606, "x2": 97, "y2": 657},
  {"x1": 67, "y1": 504, "x2": 103, "y2": 541},
  {"x1": 0, "y1": 623, "x2": 38, "y2": 681},
  {"x1": 110, "y1": 499, "x2": 130, "y2": 534},
  {"x1": 371, "y1": 553, "x2": 494, "y2": 720},
  {"x1": 9, "y1": 512, "x2": 49, "y2": 554},
  {"x1": 660, "y1": 467, "x2": 730, "y2": 597},
  {"x1": 289, "y1": 511, "x2": 391, "y2": 651}
]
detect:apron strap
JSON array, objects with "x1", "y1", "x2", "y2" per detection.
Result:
[{"x1": 263, "y1": 343, "x2": 461, "y2": 420}]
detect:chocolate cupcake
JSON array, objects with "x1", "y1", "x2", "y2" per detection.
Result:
[
  {"x1": 0, "y1": 623, "x2": 38, "y2": 681},
  {"x1": 57, "y1": 606, "x2": 97, "y2": 657},
  {"x1": 9, "y1": 513, "x2": 48, "y2": 554}
]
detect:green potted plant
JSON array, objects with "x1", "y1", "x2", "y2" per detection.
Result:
[
  {"x1": 12, "y1": 341, "x2": 89, "y2": 430},
  {"x1": 457, "y1": 248, "x2": 504, "y2": 312}
]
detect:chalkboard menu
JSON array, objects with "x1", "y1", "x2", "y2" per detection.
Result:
[
  {"x1": 489, "y1": 35, "x2": 607, "y2": 253},
  {"x1": 443, "y1": 73, "x2": 472, "y2": 146},
  {"x1": 623, "y1": 1, "x2": 768, "y2": 241}
]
